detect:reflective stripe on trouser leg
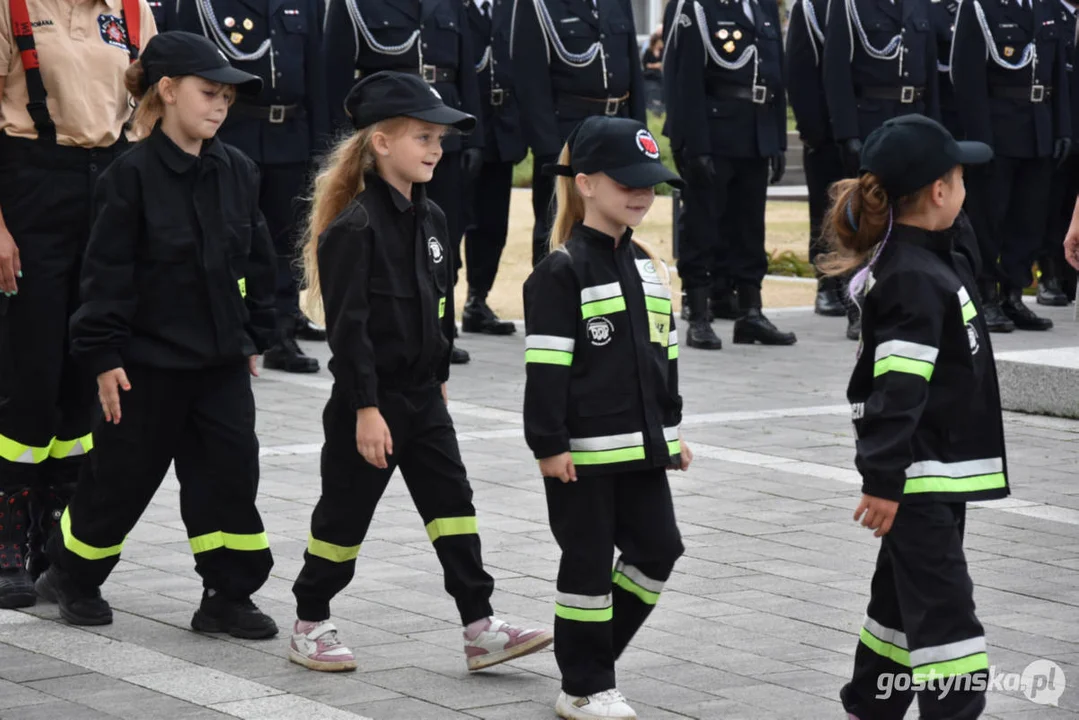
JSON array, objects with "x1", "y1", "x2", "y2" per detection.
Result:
[
  {"x1": 59, "y1": 507, "x2": 125, "y2": 562},
  {"x1": 611, "y1": 560, "x2": 665, "y2": 605}
]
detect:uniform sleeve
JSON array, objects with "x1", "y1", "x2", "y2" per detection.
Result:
[
  {"x1": 522, "y1": 253, "x2": 578, "y2": 459},
  {"x1": 772, "y1": 0, "x2": 788, "y2": 151},
  {"x1": 511, "y1": 0, "x2": 561, "y2": 158},
  {"x1": 306, "y1": 0, "x2": 331, "y2": 154},
  {"x1": 70, "y1": 164, "x2": 142, "y2": 378},
  {"x1": 786, "y1": 0, "x2": 827, "y2": 147},
  {"x1": 951, "y1": 0, "x2": 992, "y2": 144},
  {"x1": 318, "y1": 211, "x2": 379, "y2": 409},
  {"x1": 823, "y1": 0, "x2": 859, "y2": 141},
  {"x1": 325, "y1": 0, "x2": 360, "y2": 133},
  {"x1": 625, "y1": 0, "x2": 647, "y2": 122},
  {"x1": 458, "y1": 0, "x2": 485, "y2": 149},
  {"x1": 666, "y1": 0, "x2": 712, "y2": 156},
  {"x1": 666, "y1": 302, "x2": 682, "y2": 428},
  {"x1": 855, "y1": 272, "x2": 945, "y2": 502},
  {"x1": 924, "y1": 20, "x2": 941, "y2": 122},
  {"x1": 244, "y1": 166, "x2": 278, "y2": 353},
  {"x1": 139, "y1": 0, "x2": 159, "y2": 43},
  {"x1": 433, "y1": 206, "x2": 455, "y2": 383},
  {"x1": 1054, "y1": 27, "x2": 1071, "y2": 142}
]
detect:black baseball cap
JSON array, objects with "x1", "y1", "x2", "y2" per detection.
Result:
[
  {"x1": 542, "y1": 116, "x2": 684, "y2": 189},
  {"x1": 860, "y1": 114, "x2": 992, "y2": 198},
  {"x1": 344, "y1": 71, "x2": 476, "y2": 132},
  {"x1": 141, "y1": 31, "x2": 262, "y2": 97}
]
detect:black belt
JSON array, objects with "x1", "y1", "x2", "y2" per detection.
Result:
[
  {"x1": 990, "y1": 84, "x2": 1052, "y2": 102},
  {"x1": 706, "y1": 81, "x2": 776, "y2": 104},
  {"x1": 489, "y1": 87, "x2": 512, "y2": 106},
  {"x1": 231, "y1": 102, "x2": 301, "y2": 123},
  {"x1": 360, "y1": 65, "x2": 457, "y2": 84},
  {"x1": 554, "y1": 93, "x2": 630, "y2": 117},
  {"x1": 855, "y1": 85, "x2": 925, "y2": 103}
]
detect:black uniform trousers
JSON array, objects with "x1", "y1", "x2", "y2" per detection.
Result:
[
  {"x1": 465, "y1": 160, "x2": 515, "y2": 295},
  {"x1": 531, "y1": 152, "x2": 559, "y2": 267},
  {"x1": 804, "y1": 143, "x2": 846, "y2": 266},
  {"x1": 427, "y1": 152, "x2": 466, "y2": 286},
  {"x1": 292, "y1": 385, "x2": 495, "y2": 624},
  {"x1": 1041, "y1": 155, "x2": 1079, "y2": 300},
  {"x1": 0, "y1": 135, "x2": 123, "y2": 574},
  {"x1": 841, "y1": 502, "x2": 987, "y2": 720},
  {"x1": 48, "y1": 362, "x2": 273, "y2": 598},
  {"x1": 678, "y1": 155, "x2": 770, "y2": 293},
  {"x1": 259, "y1": 162, "x2": 309, "y2": 319},
  {"x1": 546, "y1": 468, "x2": 684, "y2": 697},
  {"x1": 964, "y1": 156, "x2": 1054, "y2": 290}
]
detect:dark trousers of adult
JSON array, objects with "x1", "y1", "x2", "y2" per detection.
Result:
[
  {"x1": 293, "y1": 385, "x2": 495, "y2": 623},
  {"x1": 1040, "y1": 155, "x2": 1079, "y2": 300},
  {"x1": 531, "y1": 153, "x2": 558, "y2": 267},
  {"x1": 464, "y1": 160, "x2": 514, "y2": 296},
  {"x1": 678, "y1": 155, "x2": 769, "y2": 294},
  {"x1": 546, "y1": 468, "x2": 684, "y2": 697},
  {"x1": 964, "y1": 156, "x2": 1054, "y2": 291},
  {"x1": 259, "y1": 162, "x2": 309, "y2": 320},
  {"x1": 48, "y1": 362, "x2": 273, "y2": 598},
  {"x1": 427, "y1": 150, "x2": 465, "y2": 285},
  {"x1": 804, "y1": 142, "x2": 846, "y2": 267},
  {"x1": 0, "y1": 135, "x2": 123, "y2": 578},
  {"x1": 841, "y1": 502, "x2": 987, "y2": 720}
]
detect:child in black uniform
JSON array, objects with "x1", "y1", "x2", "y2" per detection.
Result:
[
  {"x1": 523, "y1": 116, "x2": 691, "y2": 720},
  {"x1": 289, "y1": 71, "x2": 552, "y2": 673},
  {"x1": 38, "y1": 32, "x2": 279, "y2": 639},
  {"x1": 822, "y1": 115, "x2": 1009, "y2": 720}
]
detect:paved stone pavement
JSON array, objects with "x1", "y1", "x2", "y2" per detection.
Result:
[{"x1": 2, "y1": 302, "x2": 1079, "y2": 720}]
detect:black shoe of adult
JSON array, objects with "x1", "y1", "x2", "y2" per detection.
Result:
[
  {"x1": 846, "y1": 314, "x2": 861, "y2": 341},
  {"x1": 733, "y1": 309, "x2": 797, "y2": 345},
  {"x1": 814, "y1": 277, "x2": 846, "y2": 317},
  {"x1": 1036, "y1": 277, "x2": 1069, "y2": 307},
  {"x1": 1001, "y1": 289, "x2": 1054, "y2": 331},
  {"x1": 263, "y1": 342, "x2": 320, "y2": 373},
  {"x1": 462, "y1": 293, "x2": 516, "y2": 335},
  {"x1": 0, "y1": 568, "x2": 35, "y2": 609},
  {"x1": 191, "y1": 590, "x2": 278, "y2": 640},
  {"x1": 451, "y1": 346, "x2": 471, "y2": 364},
  {"x1": 977, "y1": 281, "x2": 1015, "y2": 333},
  {"x1": 685, "y1": 288, "x2": 722, "y2": 349},
  {"x1": 35, "y1": 566, "x2": 112, "y2": 625},
  {"x1": 710, "y1": 285, "x2": 740, "y2": 320},
  {"x1": 294, "y1": 314, "x2": 328, "y2": 341}
]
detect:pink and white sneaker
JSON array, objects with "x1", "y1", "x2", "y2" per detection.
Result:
[
  {"x1": 288, "y1": 619, "x2": 357, "y2": 672},
  {"x1": 464, "y1": 616, "x2": 553, "y2": 671}
]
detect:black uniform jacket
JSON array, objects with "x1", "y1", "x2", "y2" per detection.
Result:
[
  {"x1": 665, "y1": 0, "x2": 787, "y2": 159},
  {"x1": 166, "y1": 0, "x2": 330, "y2": 165},
  {"x1": 932, "y1": 0, "x2": 962, "y2": 135},
  {"x1": 1056, "y1": 0, "x2": 1079, "y2": 142},
  {"x1": 951, "y1": 0, "x2": 1069, "y2": 157},
  {"x1": 468, "y1": 0, "x2": 528, "y2": 164},
  {"x1": 787, "y1": 0, "x2": 832, "y2": 148},
  {"x1": 323, "y1": 0, "x2": 483, "y2": 154},
  {"x1": 523, "y1": 224, "x2": 682, "y2": 477},
  {"x1": 510, "y1": 0, "x2": 646, "y2": 159},
  {"x1": 823, "y1": 0, "x2": 940, "y2": 141},
  {"x1": 319, "y1": 173, "x2": 455, "y2": 411},
  {"x1": 848, "y1": 223, "x2": 1010, "y2": 505},
  {"x1": 71, "y1": 127, "x2": 277, "y2": 377}
]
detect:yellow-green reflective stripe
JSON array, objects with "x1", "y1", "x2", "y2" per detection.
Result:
[
  {"x1": 61, "y1": 507, "x2": 124, "y2": 561},
  {"x1": 48, "y1": 434, "x2": 93, "y2": 459},
  {"x1": 571, "y1": 446, "x2": 646, "y2": 466},
  {"x1": 581, "y1": 297, "x2": 627, "y2": 318},
  {"x1": 425, "y1": 516, "x2": 478, "y2": 542},
  {"x1": 555, "y1": 603, "x2": 613, "y2": 622},
  {"x1": 668, "y1": 344, "x2": 679, "y2": 360},
  {"x1": 0, "y1": 434, "x2": 51, "y2": 464},
  {"x1": 645, "y1": 296, "x2": 671, "y2": 314},
  {"x1": 912, "y1": 653, "x2": 989, "y2": 682},
  {"x1": 525, "y1": 349, "x2": 573, "y2": 366},
  {"x1": 308, "y1": 535, "x2": 361, "y2": 563},
  {"x1": 438, "y1": 296, "x2": 446, "y2": 319},
  {"x1": 904, "y1": 473, "x2": 1007, "y2": 495},
  {"x1": 961, "y1": 301, "x2": 976, "y2": 323},
  {"x1": 189, "y1": 531, "x2": 270, "y2": 555},
  {"x1": 612, "y1": 571, "x2": 660, "y2": 605},
  {"x1": 860, "y1": 627, "x2": 911, "y2": 666},
  {"x1": 666, "y1": 439, "x2": 680, "y2": 457},
  {"x1": 238, "y1": 277, "x2": 247, "y2": 298},
  {"x1": 873, "y1": 356, "x2": 934, "y2": 381}
]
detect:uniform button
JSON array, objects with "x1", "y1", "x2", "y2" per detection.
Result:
[
  {"x1": 600, "y1": 32, "x2": 605, "y2": 38},
  {"x1": 277, "y1": 71, "x2": 283, "y2": 77},
  {"x1": 423, "y1": 42, "x2": 428, "y2": 47},
  {"x1": 384, "y1": 20, "x2": 389, "y2": 24},
  {"x1": 271, "y1": 29, "x2": 276, "y2": 35},
  {"x1": 903, "y1": 71, "x2": 909, "y2": 76},
  {"x1": 89, "y1": 163, "x2": 98, "y2": 172}
]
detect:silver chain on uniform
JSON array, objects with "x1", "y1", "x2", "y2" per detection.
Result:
[
  {"x1": 971, "y1": 0, "x2": 1037, "y2": 69},
  {"x1": 343, "y1": 0, "x2": 423, "y2": 68},
  {"x1": 511, "y1": 0, "x2": 609, "y2": 92},
  {"x1": 475, "y1": 44, "x2": 492, "y2": 71},
  {"x1": 194, "y1": 0, "x2": 276, "y2": 87}
]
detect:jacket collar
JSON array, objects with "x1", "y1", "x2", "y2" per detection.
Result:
[
  {"x1": 891, "y1": 222, "x2": 956, "y2": 254},
  {"x1": 572, "y1": 222, "x2": 634, "y2": 250},
  {"x1": 366, "y1": 171, "x2": 429, "y2": 216},
  {"x1": 150, "y1": 124, "x2": 230, "y2": 175}
]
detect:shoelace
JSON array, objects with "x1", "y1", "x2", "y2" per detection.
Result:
[{"x1": 592, "y1": 689, "x2": 627, "y2": 704}]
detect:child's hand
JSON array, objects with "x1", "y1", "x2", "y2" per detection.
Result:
[
  {"x1": 539, "y1": 452, "x2": 577, "y2": 483},
  {"x1": 854, "y1": 494, "x2": 900, "y2": 537},
  {"x1": 248, "y1": 355, "x2": 259, "y2": 377},
  {"x1": 669, "y1": 437, "x2": 693, "y2": 471},
  {"x1": 356, "y1": 407, "x2": 393, "y2": 469},
  {"x1": 97, "y1": 368, "x2": 131, "y2": 425}
]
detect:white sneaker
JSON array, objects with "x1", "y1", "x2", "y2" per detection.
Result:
[
  {"x1": 287, "y1": 619, "x2": 357, "y2": 672},
  {"x1": 463, "y1": 616, "x2": 553, "y2": 671},
  {"x1": 555, "y1": 689, "x2": 637, "y2": 719}
]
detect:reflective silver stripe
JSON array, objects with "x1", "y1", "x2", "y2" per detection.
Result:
[
  {"x1": 525, "y1": 334, "x2": 576, "y2": 352},
  {"x1": 910, "y1": 637, "x2": 986, "y2": 668},
  {"x1": 906, "y1": 458, "x2": 1003, "y2": 479},
  {"x1": 874, "y1": 340, "x2": 939, "y2": 365},
  {"x1": 569, "y1": 432, "x2": 644, "y2": 452},
  {"x1": 957, "y1": 286, "x2": 972, "y2": 307},
  {"x1": 864, "y1": 615, "x2": 908, "y2": 649},
  {"x1": 580, "y1": 282, "x2": 622, "y2": 304},
  {"x1": 668, "y1": 329, "x2": 678, "y2": 346},
  {"x1": 663, "y1": 426, "x2": 680, "y2": 442},
  {"x1": 642, "y1": 281, "x2": 671, "y2": 299},
  {"x1": 614, "y1": 560, "x2": 665, "y2": 593},
  {"x1": 556, "y1": 591, "x2": 612, "y2": 609}
]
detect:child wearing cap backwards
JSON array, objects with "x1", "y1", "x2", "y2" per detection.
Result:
[
  {"x1": 523, "y1": 115, "x2": 691, "y2": 720},
  {"x1": 288, "y1": 70, "x2": 553, "y2": 673},
  {"x1": 820, "y1": 114, "x2": 1010, "y2": 720},
  {"x1": 37, "y1": 31, "x2": 279, "y2": 638}
]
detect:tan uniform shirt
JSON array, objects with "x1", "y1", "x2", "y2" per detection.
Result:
[{"x1": 0, "y1": 0, "x2": 157, "y2": 147}]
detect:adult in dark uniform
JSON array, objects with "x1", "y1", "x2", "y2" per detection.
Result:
[
  {"x1": 932, "y1": 0, "x2": 962, "y2": 135},
  {"x1": 461, "y1": 0, "x2": 520, "y2": 336},
  {"x1": 168, "y1": 0, "x2": 328, "y2": 372},
  {"x1": 952, "y1": 0, "x2": 1070, "y2": 330},
  {"x1": 324, "y1": 0, "x2": 483, "y2": 364},
  {"x1": 510, "y1": 0, "x2": 646, "y2": 267},
  {"x1": 787, "y1": 0, "x2": 846, "y2": 317},
  {"x1": 665, "y1": 0, "x2": 795, "y2": 348}
]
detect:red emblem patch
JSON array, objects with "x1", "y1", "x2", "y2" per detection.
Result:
[
  {"x1": 97, "y1": 14, "x2": 129, "y2": 51},
  {"x1": 636, "y1": 129, "x2": 660, "y2": 159}
]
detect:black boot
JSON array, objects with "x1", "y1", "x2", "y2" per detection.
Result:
[
  {"x1": 461, "y1": 290, "x2": 516, "y2": 335},
  {"x1": 27, "y1": 483, "x2": 71, "y2": 580},
  {"x1": 978, "y1": 280, "x2": 1016, "y2": 333},
  {"x1": 263, "y1": 315, "x2": 320, "y2": 373},
  {"x1": 710, "y1": 282, "x2": 740, "y2": 320},
  {"x1": 294, "y1": 312, "x2": 328, "y2": 341},
  {"x1": 35, "y1": 565, "x2": 112, "y2": 625},
  {"x1": 815, "y1": 276, "x2": 846, "y2": 317},
  {"x1": 680, "y1": 291, "x2": 691, "y2": 321},
  {"x1": 1037, "y1": 277, "x2": 1069, "y2": 307},
  {"x1": 1001, "y1": 288, "x2": 1054, "y2": 330},
  {"x1": 685, "y1": 288, "x2": 722, "y2": 350},
  {"x1": 0, "y1": 489, "x2": 34, "y2": 609},
  {"x1": 191, "y1": 589, "x2": 278, "y2": 639},
  {"x1": 732, "y1": 286, "x2": 797, "y2": 345}
]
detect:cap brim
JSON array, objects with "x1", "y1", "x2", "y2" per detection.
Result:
[
  {"x1": 607, "y1": 161, "x2": 685, "y2": 190},
  {"x1": 406, "y1": 106, "x2": 476, "y2": 133},
  {"x1": 956, "y1": 140, "x2": 993, "y2": 165},
  {"x1": 196, "y1": 67, "x2": 264, "y2": 97}
]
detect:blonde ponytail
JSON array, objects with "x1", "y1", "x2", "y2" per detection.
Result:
[
  {"x1": 124, "y1": 59, "x2": 164, "y2": 140},
  {"x1": 818, "y1": 173, "x2": 892, "y2": 277},
  {"x1": 548, "y1": 143, "x2": 586, "y2": 255}
]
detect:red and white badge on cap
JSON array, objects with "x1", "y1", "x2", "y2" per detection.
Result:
[{"x1": 636, "y1": 129, "x2": 660, "y2": 159}]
